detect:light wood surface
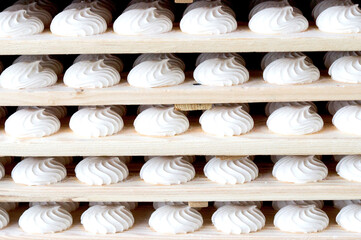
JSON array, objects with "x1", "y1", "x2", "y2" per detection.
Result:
[
  {"x1": 1, "y1": 26, "x2": 361, "y2": 54},
  {"x1": 0, "y1": 74, "x2": 360, "y2": 105},
  {"x1": 0, "y1": 117, "x2": 360, "y2": 156},
  {"x1": 188, "y1": 202, "x2": 209, "y2": 208},
  {"x1": 174, "y1": 0, "x2": 193, "y2": 3},
  {"x1": 0, "y1": 206, "x2": 358, "y2": 239},
  {"x1": 0, "y1": 161, "x2": 360, "y2": 202}
]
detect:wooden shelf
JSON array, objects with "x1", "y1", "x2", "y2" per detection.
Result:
[
  {"x1": 0, "y1": 161, "x2": 359, "y2": 202},
  {"x1": 0, "y1": 206, "x2": 358, "y2": 239},
  {"x1": 0, "y1": 117, "x2": 360, "y2": 156},
  {"x1": 1, "y1": 74, "x2": 360, "y2": 106},
  {"x1": 1, "y1": 26, "x2": 361, "y2": 54}
]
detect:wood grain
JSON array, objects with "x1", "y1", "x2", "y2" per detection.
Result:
[
  {"x1": 0, "y1": 206, "x2": 357, "y2": 239},
  {"x1": 0, "y1": 161, "x2": 359, "y2": 202},
  {"x1": 0, "y1": 74, "x2": 359, "y2": 106},
  {"x1": 1, "y1": 26, "x2": 361, "y2": 54},
  {"x1": 0, "y1": 117, "x2": 359, "y2": 156}
]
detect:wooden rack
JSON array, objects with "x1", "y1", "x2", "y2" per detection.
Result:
[
  {"x1": 0, "y1": 117, "x2": 358, "y2": 156},
  {"x1": 1, "y1": 27, "x2": 361, "y2": 54},
  {"x1": 1, "y1": 0, "x2": 361, "y2": 238},
  {"x1": 0, "y1": 206, "x2": 358, "y2": 240},
  {"x1": 1, "y1": 74, "x2": 360, "y2": 106},
  {"x1": 0, "y1": 161, "x2": 358, "y2": 202}
]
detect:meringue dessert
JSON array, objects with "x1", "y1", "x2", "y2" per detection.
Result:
[
  {"x1": 69, "y1": 107, "x2": 123, "y2": 138},
  {"x1": 5, "y1": 2, "x2": 52, "y2": 27},
  {"x1": 114, "y1": 2, "x2": 173, "y2": 35},
  {"x1": 134, "y1": 106, "x2": 189, "y2": 137},
  {"x1": 324, "y1": 51, "x2": 361, "y2": 68},
  {"x1": 214, "y1": 201, "x2": 263, "y2": 209},
  {"x1": 194, "y1": 53, "x2": 249, "y2": 86},
  {"x1": 336, "y1": 204, "x2": 361, "y2": 232},
  {"x1": 29, "y1": 202, "x2": 79, "y2": 212},
  {"x1": 17, "y1": 106, "x2": 67, "y2": 119},
  {"x1": 204, "y1": 156, "x2": 258, "y2": 184},
  {"x1": 0, "y1": 163, "x2": 4, "y2": 181},
  {"x1": 64, "y1": 1, "x2": 113, "y2": 25},
  {"x1": 79, "y1": 105, "x2": 126, "y2": 117},
  {"x1": 134, "y1": 53, "x2": 185, "y2": 71},
  {"x1": 315, "y1": 0, "x2": 361, "y2": 33},
  {"x1": 81, "y1": 205, "x2": 134, "y2": 234},
  {"x1": 273, "y1": 155, "x2": 327, "y2": 183},
  {"x1": 140, "y1": 156, "x2": 195, "y2": 185},
  {"x1": 64, "y1": 59, "x2": 121, "y2": 89},
  {"x1": 200, "y1": 106, "x2": 254, "y2": 136},
  {"x1": 75, "y1": 156, "x2": 129, "y2": 185},
  {"x1": 327, "y1": 100, "x2": 361, "y2": 115},
  {"x1": 272, "y1": 200, "x2": 324, "y2": 210},
  {"x1": 149, "y1": 205, "x2": 203, "y2": 234},
  {"x1": 89, "y1": 202, "x2": 138, "y2": 211},
  {"x1": 336, "y1": 155, "x2": 361, "y2": 182},
  {"x1": 53, "y1": 156, "x2": 73, "y2": 165},
  {"x1": 0, "y1": 61, "x2": 57, "y2": 89},
  {"x1": 5, "y1": 108, "x2": 60, "y2": 138},
  {"x1": 0, "y1": 10, "x2": 44, "y2": 37},
  {"x1": 263, "y1": 56, "x2": 320, "y2": 85},
  {"x1": 180, "y1": 0, "x2": 237, "y2": 35},
  {"x1": 19, "y1": 205, "x2": 73, "y2": 233},
  {"x1": 334, "y1": 200, "x2": 361, "y2": 209},
  {"x1": 14, "y1": 55, "x2": 63, "y2": 75},
  {"x1": 274, "y1": 205, "x2": 329, "y2": 233},
  {"x1": 153, "y1": 202, "x2": 187, "y2": 209},
  {"x1": 144, "y1": 155, "x2": 195, "y2": 163},
  {"x1": 0, "y1": 202, "x2": 18, "y2": 211},
  {"x1": 212, "y1": 205, "x2": 265, "y2": 234},
  {"x1": 0, "y1": 208, "x2": 9, "y2": 230},
  {"x1": 213, "y1": 102, "x2": 250, "y2": 113},
  {"x1": 137, "y1": 104, "x2": 172, "y2": 114},
  {"x1": 333, "y1": 105, "x2": 361, "y2": 134},
  {"x1": 128, "y1": 59, "x2": 185, "y2": 88},
  {"x1": 265, "y1": 101, "x2": 317, "y2": 116},
  {"x1": 51, "y1": 8, "x2": 107, "y2": 36},
  {"x1": 249, "y1": 1, "x2": 308, "y2": 34},
  {"x1": 261, "y1": 52, "x2": 311, "y2": 70},
  {"x1": 267, "y1": 106, "x2": 323, "y2": 135},
  {"x1": 329, "y1": 56, "x2": 361, "y2": 83},
  {"x1": 74, "y1": 54, "x2": 123, "y2": 72},
  {"x1": 12, "y1": 157, "x2": 66, "y2": 185}
]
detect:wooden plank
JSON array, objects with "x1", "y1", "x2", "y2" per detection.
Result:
[
  {"x1": 0, "y1": 206, "x2": 358, "y2": 239},
  {"x1": 175, "y1": 0, "x2": 193, "y2": 3},
  {"x1": 0, "y1": 116, "x2": 359, "y2": 156},
  {"x1": 188, "y1": 202, "x2": 209, "y2": 208},
  {"x1": 0, "y1": 26, "x2": 361, "y2": 54},
  {"x1": 174, "y1": 104, "x2": 212, "y2": 111},
  {"x1": 0, "y1": 162, "x2": 360, "y2": 202},
  {"x1": 0, "y1": 74, "x2": 361, "y2": 106}
]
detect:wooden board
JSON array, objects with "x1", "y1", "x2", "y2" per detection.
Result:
[
  {"x1": 0, "y1": 161, "x2": 360, "y2": 202},
  {"x1": 0, "y1": 206, "x2": 359, "y2": 239},
  {"x1": 1, "y1": 74, "x2": 360, "y2": 106},
  {"x1": 174, "y1": 0, "x2": 192, "y2": 3},
  {"x1": 1, "y1": 26, "x2": 361, "y2": 54},
  {"x1": 0, "y1": 117, "x2": 360, "y2": 156}
]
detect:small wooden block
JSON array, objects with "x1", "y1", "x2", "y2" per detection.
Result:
[
  {"x1": 174, "y1": 104, "x2": 212, "y2": 111},
  {"x1": 175, "y1": 0, "x2": 193, "y2": 3},
  {"x1": 188, "y1": 202, "x2": 208, "y2": 208}
]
